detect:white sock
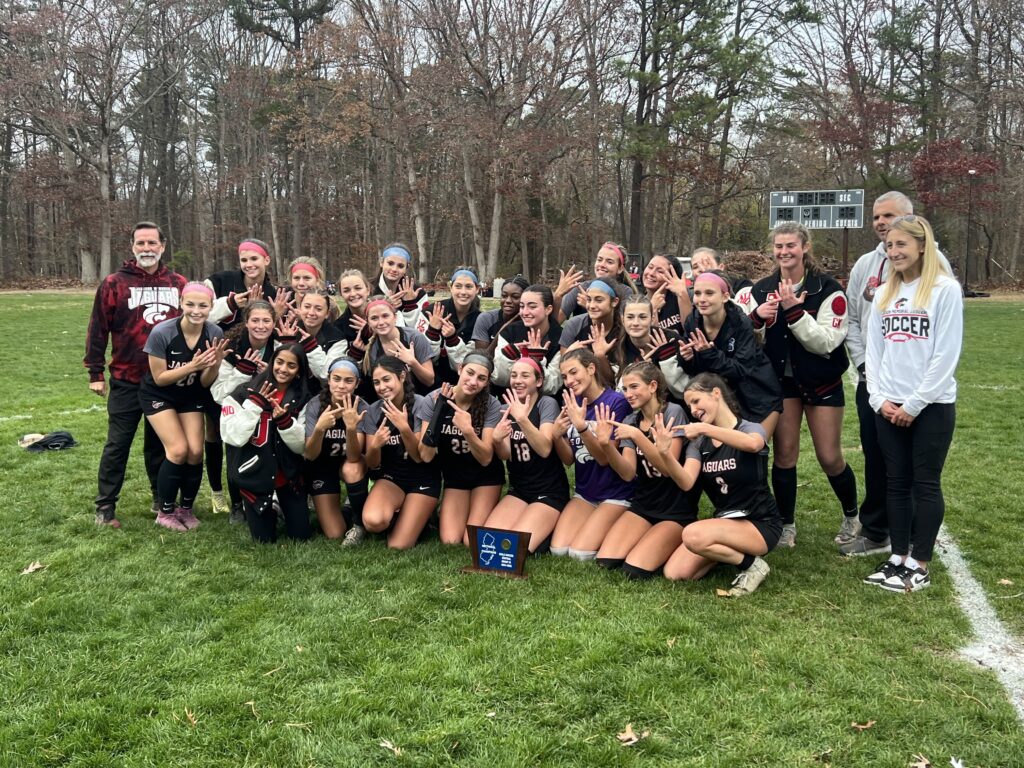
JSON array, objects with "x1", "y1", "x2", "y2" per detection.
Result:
[
  {"x1": 888, "y1": 554, "x2": 902, "y2": 566},
  {"x1": 568, "y1": 548, "x2": 597, "y2": 561},
  {"x1": 905, "y1": 556, "x2": 922, "y2": 571},
  {"x1": 550, "y1": 545, "x2": 569, "y2": 557}
]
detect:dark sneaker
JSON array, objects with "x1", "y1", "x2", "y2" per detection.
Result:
[
  {"x1": 834, "y1": 516, "x2": 861, "y2": 544},
  {"x1": 864, "y1": 559, "x2": 901, "y2": 586},
  {"x1": 229, "y1": 503, "x2": 246, "y2": 525},
  {"x1": 175, "y1": 506, "x2": 201, "y2": 530},
  {"x1": 95, "y1": 506, "x2": 121, "y2": 529},
  {"x1": 726, "y1": 557, "x2": 770, "y2": 597},
  {"x1": 155, "y1": 510, "x2": 188, "y2": 532},
  {"x1": 151, "y1": 499, "x2": 161, "y2": 516},
  {"x1": 879, "y1": 564, "x2": 931, "y2": 593},
  {"x1": 839, "y1": 534, "x2": 891, "y2": 557}
]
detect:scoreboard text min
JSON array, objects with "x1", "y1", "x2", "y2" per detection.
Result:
[{"x1": 769, "y1": 189, "x2": 864, "y2": 229}]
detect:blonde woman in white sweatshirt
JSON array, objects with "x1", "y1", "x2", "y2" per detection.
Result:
[{"x1": 865, "y1": 215, "x2": 962, "y2": 593}]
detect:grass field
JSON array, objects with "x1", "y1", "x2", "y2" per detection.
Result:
[{"x1": 0, "y1": 293, "x2": 1022, "y2": 767}]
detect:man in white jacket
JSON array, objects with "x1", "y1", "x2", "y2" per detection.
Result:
[{"x1": 841, "y1": 192, "x2": 951, "y2": 556}]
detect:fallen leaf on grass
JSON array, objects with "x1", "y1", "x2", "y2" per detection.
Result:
[
  {"x1": 616, "y1": 723, "x2": 650, "y2": 746},
  {"x1": 908, "y1": 754, "x2": 931, "y2": 768},
  {"x1": 950, "y1": 759, "x2": 966, "y2": 768},
  {"x1": 379, "y1": 739, "x2": 402, "y2": 756},
  {"x1": 20, "y1": 561, "x2": 47, "y2": 575},
  {"x1": 295, "y1": 645, "x2": 304, "y2": 653},
  {"x1": 998, "y1": 579, "x2": 1014, "y2": 586},
  {"x1": 666, "y1": 637, "x2": 677, "y2": 649},
  {"x1": 485, "y1": 711, "x2": 496, "y2": 718},
  {"x1": 715, "y1": 588, "x2": 731, "y2": 597},
  {"x1": 185, "y1": 708, "x2": 197, "y2": 728},
  {"x1": 850, "y1": 720, "x2": 876, "y2": 731}
]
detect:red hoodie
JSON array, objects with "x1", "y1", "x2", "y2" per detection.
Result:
[{"x1": 84, "y1": 260, "x2": 189, "y2": 384}]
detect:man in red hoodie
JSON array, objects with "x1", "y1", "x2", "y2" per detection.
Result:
[{"x1": 84, "y1": 222, "x2": 188, "y2": 527}]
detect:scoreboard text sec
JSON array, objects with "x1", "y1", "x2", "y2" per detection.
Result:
[{"x1": 769, "y1": 189, "x2": 864, "y2": 229}]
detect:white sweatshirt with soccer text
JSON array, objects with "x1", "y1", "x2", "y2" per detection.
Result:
[{"x1": 866, "y1": 274, "x2": 963, "y2": 417}]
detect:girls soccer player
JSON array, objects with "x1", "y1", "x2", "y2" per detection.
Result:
[
  {"x1": 486, "y1": 358, "x2": 570, "y2": 552},
  {"x1": 473, "y1": 275, "x2": 530, "y2": 351},
  {"x1": 678, "y1": 270, "x2": 782, "y2": 429},
  {"x1": 556, "y1": 242, "x2": 637, "y2": 323},
  {"x1": 659, "y1": 374, "x2": 783, "y2": 597},
  {"x1": 417, "y1": 353, "x2": 504, "y2": 544},
  {"x1": 620, "y1": 295, "x2": 686, "y2": 398},
  {"x1": 207, "y1": 238, "x2": 279, "y2": 330},
  {"x1": 422, "y1": 267, "x2": 482, "y2": 385},
  {"x1": 491, "y1": 284, "x2": 563, "y2": 396},
  {"x1": 737, "y1": 225, "x2": 858, "y2": 548},
  {"x1": 592, "y1": 362, "x2": 698, "y2": 578},
  {"x1": 864, "y1": 214, "x2": 962, "y2": 592},
  {"x1": 559, "y1": 279, "x2": 626, "y2": 386},
  {"x1": 374, "y1": 242, "x2": 429, "y2": 327},
  {"x1": 140, "y1": 283, "x2": 227, "y2": 531},
  {"x1": 358, "y1": 356, "x2": 440, "y2": 549},
  {"x1": 639, "y1": 252, "x2": 691, "y2": 332},
  {"x1": 304, "y1": 358, "x2": 368, "y2": 540},
  {"x1": 350, "y1": 297, "x2": 436, "y2": 397},
  {"x1": 550, "y1": 349, "x2": 634, "y2": 560},
  {"x1": 221, "y1": 344, "x2": 316, "y2": 543}
]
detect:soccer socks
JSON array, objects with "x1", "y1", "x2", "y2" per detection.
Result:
[
  {"x1": 596, "y1": 557, "x2": 625, "y2": 570},
  {"x1": 344, "y1": 477, "x2": 369, "y2": 529},
  {"x1": 205, "y1": 440, "x2": 224, "y2": 493},
  {"x1": 157, "y1": 460, "x2": 186, "y2": 515},
  {"x1": 738, "y1": 553, "x2": 755, "y2": 571},
  {"x1": 568, "y1": 548, "x2": 598, "y2": 561},
  {"x1": 772, "y1": 465, "x2": 798, "y2": 525},
  {"x1": 550, "y1": 545, "x2": 570, "y2": 557},
  {"x1": 621, "y1": 562, "x2": 657, "y2": 580},
  {"x1": 828, "y1": 463, "x2": 859, "y2": 517},
  {"x1": 179, "y1": 463, "x2": 204, "y2": 510}
]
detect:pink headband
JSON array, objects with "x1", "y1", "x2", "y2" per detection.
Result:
[
  {"x1": 182, "y1": 282, "x2": 215, "y2": 300},
  {"x1": 601, "y1": 242, "x2": 626, "y2": 267},
  {"x1": 694, "y1": 272, "x2": 731, "y2": 294},
  {"x1": 365, "y1": 299, "x2": 393, "y2": 315},
  {"x1": 238, "y1": 240, "x2": 268, "y2": 260},
  {"x1": 290, "y1": 262, "x2": 320, "y2": 278},
  {"x1": 514, "y1": 357, "x2": 544, "y2": 379}
]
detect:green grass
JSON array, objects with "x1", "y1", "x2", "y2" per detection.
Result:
[{"x1": 0, "y1": 292, "x2": 1022, "y2": 767}]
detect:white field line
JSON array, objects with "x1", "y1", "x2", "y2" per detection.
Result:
[
  {"x1": 0, "y1": 404, "x2": 104, "y2": 424},
  {"x1": 938, "y1": 524, "x2": 1024, "y2": 722}
]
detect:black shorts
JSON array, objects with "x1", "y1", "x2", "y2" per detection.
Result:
[
  {"x1": 505, "y1": 487, "x2": 569, "y2": 512},
  {"x1": 441, "y1": 464, "x2": 505, "y2": 491},
  {"x1": 780, "y1": 376, "x2": 845, "y2": 407},
  {"x1": 628, "y1": 506, "x2": 696, "y2": 527},
  {"x1": 306, "y1": 465, "x2": 342, "y2": 496},
  {"x1": 751, "y1": 517, "x2": 783, "y2": 552},
  {"x1": 373, "y1": 470, "x2": 442, "y2": 498},
  {"x1": 138, "y1": 382, "x2": 210, "y2": 416}
]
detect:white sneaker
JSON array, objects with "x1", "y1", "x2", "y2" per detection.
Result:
[
  {"x1": 210, "y1": 491, "x2": 230, "y2": 515},
  {"x1": 727, "y1": 557, "x2": 770, "y2": 597},
  {"x1": 879, "y1": 564, "x2": 931, "y2": 593},
  {"x1": 777, "y1": 524, "x2": 797, "y2": 549},
  {"x1": 341, "y1": 524, "x2": 365, "y2": 547}
]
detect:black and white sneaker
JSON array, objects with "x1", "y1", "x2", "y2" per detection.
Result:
[
  {"x1": 863, "y1": 559, "x2": 901, "y2": 586},
  {"x1": 879, "y1": 564, "x2": 930, "y2": 593}
]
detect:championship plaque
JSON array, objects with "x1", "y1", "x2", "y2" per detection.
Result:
[{"x1": 462, "y1": 525, "x2": 530, "y2": 579}]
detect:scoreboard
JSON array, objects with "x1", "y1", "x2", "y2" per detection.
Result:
[{"x1": 769, "y1": 189, "x2": 864, "y2": 229}]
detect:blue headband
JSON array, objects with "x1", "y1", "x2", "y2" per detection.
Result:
[
  {"x1": 589, "y1": 279, "x2": 616, "y2": 297},
  {"x1": 382, "y1": 246, "x2": 411, "y2": 262},
  {"x1": 328, "y1": 358, "x2": 361, "y2": 378},
  {"x1": 451, "y1": 269, "x2": 479, "y2": 285}
]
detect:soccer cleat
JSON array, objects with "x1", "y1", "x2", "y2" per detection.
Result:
[
  {"x1": 726, "y1": 557, "x2": 770, "y2": 597},
  {"x1": 155, "y1": 510, "x2": 188, "y2": 532},
  {"x1": 879, "y1": 564, "x2": 931, "y2": 593},
  {"x1": 95, "y1": 505, "x2": 121, "y2": 529},
  {"x1": 863, "y1": 559, "x2": 901, "y2": 586},
  {"x1": 175, "y1": 506, "x2": 201, "y2": 530},
  {"x1": 210, "y1": 491, "x2": 230, "y2": 515},
  {"x1": 834, "y1": 516, "x2": 861, "y2": 544},
  {"x1": 839, "y1": 534, "x2": 892, "y2": 557},
  {"x1": 229, "y1": 503, "x2": 246, "y2": 525},
  {"x1": 341, "y1": 524, "x2": 366, "y2": 547},
  {"x1": 777, "y1": 524, "x2": 797, "y2": 549}
]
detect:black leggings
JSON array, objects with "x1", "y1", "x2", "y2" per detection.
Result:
[
  {"x1": 242, "y1": 483, "x2": 311, "y2": 543},
  {"x1": 875, "y1": 403, "x2": 955, "y2": 562},
  {"x1": 855, "y1": 380, "x2": 888, "y2": 540}
]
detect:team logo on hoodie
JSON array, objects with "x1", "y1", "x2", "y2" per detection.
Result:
[{"x1": 129, "y1": 287, "x2": 180, "y2": 324}]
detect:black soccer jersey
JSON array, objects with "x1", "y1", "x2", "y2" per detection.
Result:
[
  {"x1": 684, "y1": 420, "x2": 780, "y2": 523},
  {"x1": 415, "y1": 389, "x2": 504, "y2": 487},
  {"x1": 506, "y1": 395, "x2": 570, "y2": 501},
  {"x1": 304, "y1": 396, "x2": 368, "y2": 473},
  {"x1": 359, "y1": 395, "x2": 439, "y2": 486},
  {"x1": 427, "y1": 298, "x2": 481, "y2": 386},
  {"x1": 140, "y1": 317, "x2": 223, "y2": 406},
  {"x1": 619, "y1": 404, "x2": 697, "y2": 522},
  {"x1": 655, "y1": 290, "x2": 685, "y2": 333}
]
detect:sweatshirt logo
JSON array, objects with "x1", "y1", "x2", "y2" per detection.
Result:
[
  {"x1": 882, "y1": 310, "x2": 930, "y2": 342},
  {"x1": 129, "y1": 287, "x2": 180, "y2": 325}
]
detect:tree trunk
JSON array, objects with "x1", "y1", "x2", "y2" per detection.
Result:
[
  {"x1": 404, "y1": 151, "x2": 429, "y2": 283},
  {"x1": 266, "y1": 167, "x2": 283, "y2": 279},
  {"x1": 98, "y1": 138, "x2": 113, "y2": 277},
  {"x1": 462, "y1": 147, "x2": 488, "y2": 276},
  {"x1": 485, "y1": 188, "x2": 504, "y2": 282}
]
